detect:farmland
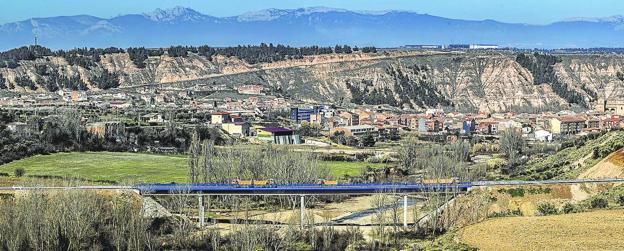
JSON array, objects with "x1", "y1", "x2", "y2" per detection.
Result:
[
  {"x1": 460, "y1": 209, "x2": 624, "y2": 251},
  {"x1": 0, "y1": 151, "x2": 389, "y2": 183}
]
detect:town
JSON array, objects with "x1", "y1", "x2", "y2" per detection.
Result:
[{"x1": 2, "y1": 84, "x2": 623, "y2": 151}]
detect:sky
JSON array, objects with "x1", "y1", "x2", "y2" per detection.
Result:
[{"x1": 1, "y1": 0, "x2": 624, "y2": 25}]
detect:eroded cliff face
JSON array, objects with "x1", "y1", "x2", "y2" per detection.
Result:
[
  {"x1": 1, "y1": 51, "x2": 623, "y2": 112},
  {"x1": 556, "y1": 55, "x2": 624, "y2": 102}
]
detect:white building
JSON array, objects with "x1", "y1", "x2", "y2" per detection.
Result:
[
  {"x1": 534, "y1": 129, "x2": 553, "y2": 142},
  {"x1": 469, "y1": 44, "x2": 499, "y2": 49}
]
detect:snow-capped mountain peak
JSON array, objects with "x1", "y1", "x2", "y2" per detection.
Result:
[{"x1": 143, "y1": 6, "x2": 207, "y2": 22}]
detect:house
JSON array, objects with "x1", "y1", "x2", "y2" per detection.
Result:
[
  {"x1": 426, "y1": 119, "x2": 444, "y2": 132},
  {"x1": 6, "y1": 122, "x2": 29, "y2": 133},
  {"x1": 338, "y1": 111, "x2": 359, "y2": 126},
  {"x1": 417, "y1": 118, "x2": 428, "y2": 132},
  {"x1": 142, "y1": 113, "x2": 165, "y2": 124},
  {"x1": 330, "y1": 125, "x2": 377, "y2": 137},
  {"x1": 290, "y1": 107, "x2": 320, "y2": 123},
  {"x1": 309, "y1": 113, "x2": 326, "y2": 127},
  {"x1": 257, "y1": 127, "x2": 301, "y2": 144},
  {"x1": 550, "y1": 116, "x2": 585, "y2": 135},
  {"x1": 586, "y1": 117, "x2": 600, "y2": 130},
  {"x1": 211, "y1": 112, "x2": 231, "y2": 124},
  {"x1": 534, "y1": 129, "x2": 553, "y2": 142},
  {"x1": 476, "y1": 121, "x2": 498, "y2": 135},
  {"x1": 86, "y1": 121, "x2": 125, "y2": 140},
  {"x1": 602, "y1": 115, "x2": 621, "y2": 129},
  {"x1": 221, "y1": 122, "x2": 251, "y2": 137},
  {"x1": 595, "y1": 97, "x2": 624, "y2": 115},
  {"x1": 462, "y1": 119, "x2": 476, "y2": 134},
  {"x1": 237, "y1": 85, "x2": 264, "y2": 95}
]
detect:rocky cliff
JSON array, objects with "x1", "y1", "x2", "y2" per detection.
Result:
[{"x1": 1, "y1": 51, "x2": 624, "y2": 112}]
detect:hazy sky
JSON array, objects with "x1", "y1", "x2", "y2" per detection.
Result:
[{"x1": 1, "y1": 0, "x2": 624, "y2": 25}]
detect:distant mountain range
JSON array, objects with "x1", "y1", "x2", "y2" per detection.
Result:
[{"x1": 2, "y1": 6, "x2": 624, "y2": 50}]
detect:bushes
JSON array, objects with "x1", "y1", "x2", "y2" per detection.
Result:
[
  {"x1": 618, "y1": 195, "x2": 624, "y2": 207},
  {"x1": 562, "y1": 202, "x2": 584, "y2": 214},
  {"x1": 536, "y1": 202, "x2": 558, "y2": 216},
  {"x1": 13, "y1": 168, "x2": 25, "y2": 177},
  {"x1": 90, "y1": 69, "x2": 120, "y2": 90},
  {"x1": 0, "y1": 191, "x2": 156, "y2": 250},
  {"x1": 489, "y1": 208, "x2": 522, "y2": 218},
  {"x1": 498, "y1": 188, "x2": 525, "y2": 197},
  {"x1": 590, "y1": 197, "x2": 608, "y2": 209},
  {"x1": 127, "y1": 47, "x2": 149, "y2": 68}
]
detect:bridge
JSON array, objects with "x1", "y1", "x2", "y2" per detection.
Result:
[
  {"x1": 4, "y1": 178, "x2": 623, "y2": 195},
  {"x1": 3, "y1": 178, "x2": 624, "y2": 228}
]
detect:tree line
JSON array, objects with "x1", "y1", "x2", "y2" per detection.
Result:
[{"x1": 1, "y1": 44, "x2": 378, "y2": 70}]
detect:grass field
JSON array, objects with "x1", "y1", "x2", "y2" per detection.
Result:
[
  {"x1": 0, "y1": 152, "x2": 388, "y2": 183},
  {"x1": 460, "y1": 209, "x2": 624, "y2": 251}
]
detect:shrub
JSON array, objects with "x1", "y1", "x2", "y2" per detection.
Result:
[
  {"x1": 489, "y1": 208, "x2": 522, "y2": 218},
  {"x1": 14, "y1": 168, "x2": 25, "y2": 177},
  {"x1": 618, "y1": 195, "x2": 624, "y2": 207},
  {"x1": 0, "y1": 172, "x2": 8, "y2": 177},
  {"x1": 498, "y1": 188, "x2": 525, "y2": 197},
  {"x1": 536, "y1": 202, "x2": 558, "y2": 216},
  {"x1": 562, "y1": 202, "x2": 584, "y2": 214},
  {"x1": 590, "y1": 197, "x2": 608, "y2": 209}
]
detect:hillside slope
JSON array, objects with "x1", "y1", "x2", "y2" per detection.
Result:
[
  {"x1": 2, "y1": 50, "x2": 624, "y2": 112},
  {"x1": 460, "y1": 209, "x2": 624, "y2": 251}
]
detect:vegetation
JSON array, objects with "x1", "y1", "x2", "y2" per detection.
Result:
[
  {"x1": 499, "y1": 129, "x2": 526, "y2": 174},
  {"x1": 0, "y1": 108, "x2": 231, "y2": 165},
  {"x1": 89, "y1": 69, "x2": 120, "y2": 90},
  {"x1": 39, "y1": 68, "x2": 88, "y2": 91},
  {"x1": 562, "y1": 202, "x2": 583, "y2": 214},
  {"x1": 0, "y1": 46, "x2": 53, "y2": 68},
  {"x1": 0, "y1": 72, "x2": 6, "y2": 89},
  {"x1": 590, "y1": 197, "x2": 608, "y2": 209},
  {"x1": 297, "y1": 121, "x2": 322, "y2": 137},
  {"x1": 517, "y1": 130, "x2": 624, "y2": 180},
  {"x1": 13, "y1": 168, "x2": 24, "y2": 177},
  {"x1": 113, "y1": 44, "x2": 377, "y2": 68},
  {"x1": 188, "y1": 138, "x2": 329, "y2": 184},
  {"x1": 497, "y1": 188, "x2": 525, "y2": 197},
  {"x1": 515, "y1": 53, "x2": 586, "y2": 106},
  {"x1": 0, "y1": 191, "x2": 156, "y2": 250},
  {"x1": 488, "y1": 208, "x2": 522, "y2": 218},
  {"x1": 347, "y1": 67, "x2": 450, "y2": 108},
  {"x1": 536, "y1": 202, "x2": 559, "y2": 216}
]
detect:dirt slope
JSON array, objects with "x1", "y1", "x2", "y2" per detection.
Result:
[{"x1": 460, "y1": 209, "x2": 624, "y2": 251}]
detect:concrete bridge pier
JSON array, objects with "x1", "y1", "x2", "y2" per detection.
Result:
[
  {"x1": 403, "y1": 195, "x2": 408, "y2": 228},
  {"x1": 198, "y1": 195, "x2": 205, "y2": 227},
  {"x1": 300, "y1": 195, "x2": 305, "y2": 229}
]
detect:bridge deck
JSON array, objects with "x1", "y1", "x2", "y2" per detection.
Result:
[{"x1": 2, "y1": 178, "x2": 623, "y2": 195}]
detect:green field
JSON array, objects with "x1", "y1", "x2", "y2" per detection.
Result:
[{"x1": 0, "y1": 152, "x2": 389, "y2": 183}]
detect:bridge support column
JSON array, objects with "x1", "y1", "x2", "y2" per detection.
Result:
[
  {"x1": 198, "y1": 195, "x2": 205, "y2": 227},
  {"x1": 403, "y1": 195, "x2": 408, "y2": 228},
  {"x1": 300, "y1": 195, "x2": 305, "y2": 229}
]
